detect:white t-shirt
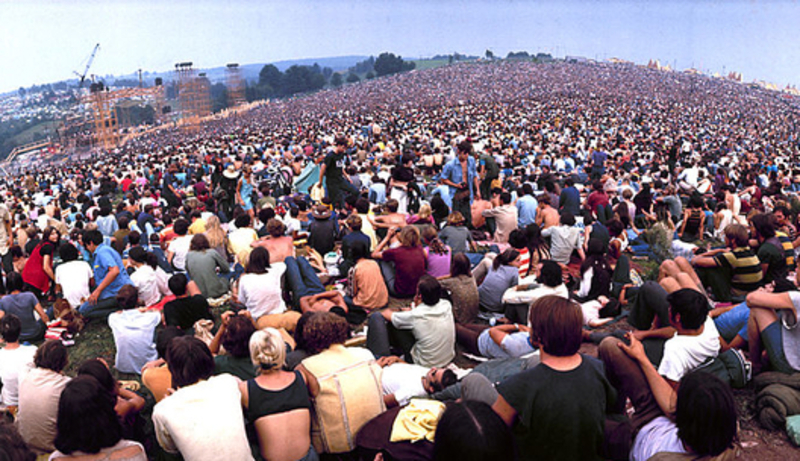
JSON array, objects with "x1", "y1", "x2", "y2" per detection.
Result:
[
  {"x1": 55, "y1": 260, "x2": 93, "y2": 308},
  {"x1": 153, "y1": 374, "x2": 254, "y2": 461},
  {"x1": 130, "y1": 265, "x2": 162, "y2": 307},
  {"x1": 0, "y1": 344, "x2": 36, "y2": 406},
  {"x1": 168, "y1": 235, "x2": 192, "y2": 271},
  {"x1": 630, "y1": 416, "x2": 687, "y2": 461},
  {"x1": 658, "y1": 317, "x2": 721, "y2": 382},
  {"x1": 238, "y1": 263, "x2": 287, "y2": 319},
  {"x1": 502, "y1": 283, "x2": 569, "y2": 306},
  {"x1": 381, "y1": 363, "x2": 428, "y2": 407},
  {"x1": 581, "y1": 300, "x2": 603, "y2": 326},
  {"x1": 108, "y1": 309, "x2": 161, "y2": 374},
  {"x1": 284, "y1": 216, "x2": 302, "y2": 235}
]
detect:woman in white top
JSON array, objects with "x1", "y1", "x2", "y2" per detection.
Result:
[
  {"x1": 238, "y1": 247, "x2": 287, "y2": 320},
  {"x1": 128, "y1": 247, "x2": 170, "y2": 308}
]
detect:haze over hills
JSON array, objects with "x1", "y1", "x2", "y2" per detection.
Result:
[{"x1": 3, "y1": 55, "x2": 370, "y2": 96}]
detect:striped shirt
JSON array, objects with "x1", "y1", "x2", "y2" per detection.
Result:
[{"x1": 714, "y1": 248, "x2": 762, "y2": 296}]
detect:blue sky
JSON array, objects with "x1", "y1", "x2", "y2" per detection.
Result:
[{"x1": 0, "y1": 0, "x2": 797, "y2": 93}]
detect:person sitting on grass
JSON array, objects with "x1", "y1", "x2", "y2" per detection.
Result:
[
  {"x1": 0, "y1": 272, "x2": 48, "y2": 342},
  {"x1": 662, "y1": 223, "x2": 761, "y2": 304},
  {"x1": 372, "y1": 226, "x2": 427, "y2": 299},
  {"x1": 367, "y1": 275, "x2": 456, "y2": 368},
  {"x1": 50, "y1": 375, "x2": 147, "y2": 461},
  {"x1": 600, "y1": 340, "x2": 738, "y2": 460},
  {"x1": 141, "y1": 327, "x2": 186, "y2": 403},
  {"x1": 54, "y1": 242, "x2": 93, "y2": 310},
  {"x1": 0, "y1": 314, "x2": 37, "y2": 411},
  {"x1": 162, "y1": 273, "x2": 213, "y2": 331},
  {"x1": 17, "y1": 340, "x2": 71, "y2": 455},
  {"x1": 76, "y1": 358, "x2": 146, "y2": 439},
  {"x1": 464, "y1": 295, "x2": 617, "y2": 460},
  {"x1": 78, "y1": 229, "x2": 134, "y2": 320},
  {"x1": 209, "y1": 310, "x2": 258, "y2": 380},
  {"x1": 152, "y1": 336, "x2": 253, "y2": 461},
  {"x1": 745, "y1": 278, "x2": 800, "y2": 375},
  {"x1": 240, "y1": 327, "x2": 317, "y2": 461},
  {"x1": 107, "y1": 284, "x2": 161, "y2": 374}
]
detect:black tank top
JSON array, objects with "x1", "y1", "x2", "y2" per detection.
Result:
[{"x1": 246, "y1": 370, "x2": 311, "y2": 421}]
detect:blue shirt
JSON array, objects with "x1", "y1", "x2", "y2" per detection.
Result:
[
  {"x1": 92, "y1": 244, "x2": 133, "y2": 300},
  {"x1": 369, "y1": 183, "x2": 387, "y2": 204},
  {"x1": 441, "y1": 156, "x2": 478, "y2": 201},
  {"x1": 516, "y1": 195, "x2": 538, "y2": 228}
]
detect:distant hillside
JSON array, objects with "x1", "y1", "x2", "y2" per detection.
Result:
[{"x1": 110, "y1": 55, "x2": 370, "y2": 87}]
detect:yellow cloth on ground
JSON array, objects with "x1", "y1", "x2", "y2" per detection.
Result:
[{"x1": 390, "y1": 399, "x2": 446, "y2": 443}]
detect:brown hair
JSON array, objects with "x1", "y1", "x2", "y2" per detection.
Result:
[
  {"x1": 723, "y1": 224, "x2": 749, "y2": 248},
  {"x1": 34, "y1": 340, "x2": 69, "y2": 372},
  {"x1": 528, "y1": 295, "x2": 583, "y2": 357},
  {"x1": 447, "y1": 211, "x2": 465, "y2": 227},
  {"x1": 303, "y1": 312, "x2": 350, "y2": 355},
  {"x1": 346, "y1": 214, "x2": 362, "y2": 232},
  {"x1": 398, "y1": 225, "x2": 421, "y2": 248},
  {"x1": 266, "y1": 218, "x2": 286, "y2": 238},
  {"x1": 190, "y1": 233, "x2": 210, "y2": 251}
]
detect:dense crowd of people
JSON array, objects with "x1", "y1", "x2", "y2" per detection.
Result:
[{"x1": 2, "y1": 59, "x2": 800, "y2": 460}]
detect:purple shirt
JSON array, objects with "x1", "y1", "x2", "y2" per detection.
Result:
[{"x1": 426, "y1": 247, "x2": 452, "y2": 278}]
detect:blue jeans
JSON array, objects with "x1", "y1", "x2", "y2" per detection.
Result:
[
  {"x1": 284, "y1": 256, "x2": 325, "y2": 308},
  {"x1": 78, "y1": 296, "x2": 119, "y2": 320},
  {"x1": 366, "y1": 312, "x2": 416, "y2": 362},
  {"x1": 762, "y1": 322, "x2": 797, "y2": 373}
]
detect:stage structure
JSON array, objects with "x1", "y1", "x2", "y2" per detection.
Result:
[
  {"x1": 175, "y1": 62, "x2": 211, "y2": 129},
  {"x1": 65, "y1": 82, "x2": 166, "y2": 151},
  {"x1": 226, "y1": 63, "x2": 246, "y2": 107}
]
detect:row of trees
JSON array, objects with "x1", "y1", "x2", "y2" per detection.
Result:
[
  {"x1": 485, "y1": 50, "x2": 554, "y2": 61},
  {"x1": 246, "y1": 52, "x2": 416, "y2": 101},
  {"x1": 348, "y1": 53, "x2": 415, "y2": 78}
]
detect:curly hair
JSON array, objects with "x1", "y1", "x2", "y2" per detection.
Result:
[
  {"x1": 222, "y1": 316, "x2": 257, "y2": 359},
  {"x1": 303, "y1": 312, "x2": 350, "y2": 355}
]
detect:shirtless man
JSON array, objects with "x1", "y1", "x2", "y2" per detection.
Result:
[
  {"x1": 251, "y1": 218, "x2": 295, "y2": 264},
  {"x1": 368, "y1": 199, "x2": 407, "y2": 231},
  {"x1": 471, "y1": 197, "x2": 494, "y2": 230},
  {"x1": 535, "y1": 194, "x2": 560, "y2": 230},
  {"x1": 299, "y1": 290, "x2": 349, "y2": 315}
]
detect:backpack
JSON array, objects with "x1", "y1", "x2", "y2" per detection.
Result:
[{"x1": 695, "y1": 348, "x2": 752, "y2": 389}]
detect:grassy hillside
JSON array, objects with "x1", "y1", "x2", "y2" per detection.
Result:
[{"x1": 412, "y1": 59, "x2": 451, "y2": 71}]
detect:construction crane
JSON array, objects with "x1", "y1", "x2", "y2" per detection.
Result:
[{"x1": 74, "y1": 43, "x2": 100, "y2": 89}]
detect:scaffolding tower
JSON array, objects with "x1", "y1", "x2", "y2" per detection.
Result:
[
  {"x1": 90, "y1": 82, "x2": 119, "y2": 150},
  {"x1": 226, "y1": 63, "x2": 246, "y2": 107},
  {"x1": 175, "y1": 62, "x2": 211, "y2": 127},
  {"x1": 175, "y1": 62, "x2": 198, "y2": 122},
  {"x1": 71, "y1": 83, "x2": 165, "y2": 152},
  {"x1": 196, "y1": 73, "x2": 212, "y2": 117}
]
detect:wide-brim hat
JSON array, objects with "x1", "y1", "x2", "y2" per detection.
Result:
[
  {"x1": 312, "y1": 205, "x2": 331, "y2": 220},
  {"x1": 222, "y1": 165, "x2": 239, "y2": 179}
]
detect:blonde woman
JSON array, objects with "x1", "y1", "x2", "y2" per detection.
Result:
[
  {"x1": 406, "y1": 203, "x2": 433, "y2": 225},
  {"x1": 204, "y1": 215, "x2": 228, "y2": 260},
  {"x1": 239, "y1": 328, "x2": 316, "y2": 461}
]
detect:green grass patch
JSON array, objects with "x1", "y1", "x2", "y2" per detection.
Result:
[
  {"x1": 411, "y1": 59, "x2": 450, "y2": 71},
  {"x1": 9, "y1": 121, "x2": 59, "y2": 147}
]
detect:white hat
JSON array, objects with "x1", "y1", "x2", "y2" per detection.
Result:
[{"x1": 222, "y1": 164, "x2": 239, "y2": 179}]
